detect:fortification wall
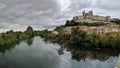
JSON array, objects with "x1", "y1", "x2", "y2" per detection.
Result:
[
  {"x1": 91, "y1": 16, "x2": 107, "y2": 21},
  {"x1": 73, "y1": 16, "x2": 83, "y2": 20}
]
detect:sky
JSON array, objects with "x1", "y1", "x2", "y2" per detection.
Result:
[{"x1": 0, "y1": 0, "x2": 120, "y2": 31}]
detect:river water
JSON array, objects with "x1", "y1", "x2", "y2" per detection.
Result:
[{"x1": 0, "y1": 37, "x2": 119, "y2": 68}]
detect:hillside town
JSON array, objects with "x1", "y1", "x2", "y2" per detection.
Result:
[
  {"x1": 64, "y1": 10, "x2": 120, "y2": 35},
  {"x1": 64, "y1": 23, "x2": 120, "y2": 35}
]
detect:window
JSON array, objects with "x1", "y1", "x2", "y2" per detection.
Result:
[{"x1": 102, "y1": 32, "x2": 104, "y2": 34}]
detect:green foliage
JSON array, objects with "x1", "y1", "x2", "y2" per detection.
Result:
[
  {"x1": 69, "y1": 27, "x2": 87, "y2": 46},
  {"x1": 27, "y1": 38, "x2": 33, "y2": 46},
  {"x1": 65, "y1": 20, "x2": 106, "y2": 26},
  {"x1": 65, "y1": 20, "x2": 79, "y2": 26},
  {"x1": 26, "y1": 26, "x2": 33, "y2": 32},
  {"x1": 1, "y1": 25, "x2": 120, "y2": 50},
  {"x1": 0, "y1": 38, "x2": 5, "y2": 45},
  {"x1": 38, "y1": 26, "x2": 120, "y2": 49},
  {"x1": 68, "y1": 27, "x2": 120, "y2": 49},
  {"x1": 111, "y1": 19, "x2": 120, "y2": 24},
  {"x1": 38, "y1": 28, "x2": 70, "y2": 44},
  {"x1": 54, "y1": 25, "x2": 65, "y2": 33},
  {"x1": 0, "y1": 26, "x2": 34, "y2": 46},
  {"x1": 25, "y1": 26, "x2": 34, "y2": 37}
]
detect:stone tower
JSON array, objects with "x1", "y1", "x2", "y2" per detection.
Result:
[
  {"x1": 89, "y1": 11, "x2": 93, "y2": 16},
  {"x1": 82, "y1": 10, "x2": 86, "y2": 18},
  {"x1": 106, "y1": 16, "x2": 111, "y2": 21}
]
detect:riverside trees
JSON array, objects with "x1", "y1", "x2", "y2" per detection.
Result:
[
  {"x1": 1, "y1": 25, "x2": 120, "y2": 49},
  {"x1": 65, "y1": 20, "x2": 106, "y2": 26},
  {"x1": 39, "y1": 26, "x2": 120, "y2": 49},
  {"x1": 68, "y1": 27, "x2": 120, "y2": 49},
  {"x1": 0, "y1": 26, "x2": 34, "y2": 46}
]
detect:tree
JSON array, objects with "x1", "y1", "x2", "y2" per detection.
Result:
[
  {"x1": 69, "y1": 27, "x2": 87, "y2": 47},
  {"x1": 26, "y1": 26, "x2": 33, "y2": 32},
  {"x1": 0, "y1": 38, "x2": 5, "y2": 45},
  {"x1": 25, "y1": 26, "x2": 34, "y2": 37}
]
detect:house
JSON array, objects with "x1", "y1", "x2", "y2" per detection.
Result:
[
  {"x1": 86, "y1": 28, "x2": 96, "y2": 34},
  {"x1": 64, "y1": 27, "x2": 73, "y2": 34},
  {"x1": 97, "y1": 26, "x2": 108, "y2": 35},
  {"x1": 97, "y1": 24, "x2": 120, "y2": 35}
]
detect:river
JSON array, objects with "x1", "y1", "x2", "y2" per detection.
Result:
[{"x1": 0, "y1": 37, "x2": 119, "y2": 68}]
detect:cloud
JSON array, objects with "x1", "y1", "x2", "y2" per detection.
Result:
[
  {"x1": 0, "y1": 3, "x2": 6, "y2": 9},
  {"x1": 0, "y1": 0, "x2": 119, "y2": 31}
]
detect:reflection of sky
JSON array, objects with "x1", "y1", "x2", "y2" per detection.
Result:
[
  {"x1": 0, "y1": 37, "x2": 118, "y2": 68},
  {"x1": 70, "y1": 57, "x2": 117, "y2": 68},
  {"x1": 0, "y1": 0, "x2": 120, "y2": 31}
]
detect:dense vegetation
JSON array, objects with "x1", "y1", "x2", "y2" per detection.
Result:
[
  {"x1": 65, "y1": 20, "x2": 106, "y2": 26},
  {"x1": 38, "y1": 28, "x2": 70, "y2": 44},
  {"x1": 68, "y1": 27, "x2": 120, "y2": 49},
  {"x1": 1, "y1": 25, "x2": 120, "y2": 49},
  {"x1": 0, "y1": 26, "x2": 34, "y2": 46},
  {"x1": 111, "y1": 19, "x2": 120, "y2": 24},
  {"x1": 38, "y1": 26, "x2": 120, "y2": 49}
]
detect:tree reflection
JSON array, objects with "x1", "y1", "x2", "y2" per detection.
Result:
[
  {"x1": 26, "y1": 38, "x2": 33, "y2": 46},
  {"x1": 0, "y1": 43, "x2": 16, "y2": 54},
  {"x1": 71, "y1": 49, "x2": 119, "y2": 61},
  {"x1": 0, "y1": 37, "x2": 34, "y2": 54},
  {"x1": 57, "y1": 45, "x2": 120, "y2": 62},
  {"x1": 57, "y1": 45, "x2": 65, "y2": 55}
]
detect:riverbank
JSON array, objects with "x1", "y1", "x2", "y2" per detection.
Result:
[
  {"x1": 38, "y1": 26, "x2": 120, "y2": 49},
  {"x1": 1, "y1": 25, "x2": 120, "y2": 50},
  {"x1": 0, "y1": 26, "x2": 34, "y2": 46}
]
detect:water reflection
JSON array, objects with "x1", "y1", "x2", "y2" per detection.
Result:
[
  {"x1": 70, "y1": 49, "x2": 119, "y2": 61},
  {"x1": 0, "y1": 43, "x2": 16, "y2": 54},
  {"x1": 57, "y1": 45, "x2": 65, "y2": 55},
  {"x1": 26, "y1": 38, "x2": 33, "y2": 46},
  {"x1": 0, "y1": 38, "x2": 34, "y2": 54},
  {"x1": 0, "y1": 37, "x2": 119, "y2": 68}
]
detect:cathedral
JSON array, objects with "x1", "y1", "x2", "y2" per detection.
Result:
[{"x1": 73, "y1": 10, "x2": 111, "y2": 23}]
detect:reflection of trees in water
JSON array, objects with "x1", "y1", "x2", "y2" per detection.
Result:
[
  {"x1": 57, "y1": 45, "x2": 65, "y2": 55},
  {"x1": 43, "y1": 38, "x2": 60, "y2": 45},
  {"x1": 0, "y1": 38, "x2": 34, "y2": 54},
  {"x1": 57, "y1": 45, "x2": 120, "y2": 62},
  {"x1": 26, "y1": 38, "x2": 33, "y2": 46},
  {"x1": 0, "y1": 43, "x2": 16, "y2": 54},
  {"x1": 44, "y1": 39, "x2": 50, "y2": 44},
  {"x1": 71, "y1": 49, "x2": 119, "y2": 61}
]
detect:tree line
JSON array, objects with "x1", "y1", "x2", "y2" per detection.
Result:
[
  {"x1": 1, "y1": 25, "x2": 120, "y2": 49},
  {"x1": 38, "y1": 26, "x2": 120, "y2": 49},
  {"x1": 111, "y1": 19, "x2": 120, "y2": 24},
  {"x1": 65, "y1": 20, "x2": 106, "y2": 26},
  {"x1": 0, "y1": 26, "x2": 34, "y2": 46}
]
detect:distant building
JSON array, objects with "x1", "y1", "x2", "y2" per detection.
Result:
[
  {"x1": 64, "y1": 27, "x2": 73, "y2": 34},
  {"x1": 64, "y1": 24, "x2": 120, "y2": 35},
  {"x1": 97, "y1": 24, "x2": 120, "y2": 35},
  {"x1": 73, "y1": 10, "x2": 111, "y2": 23},
  {"x1": 97, "y1": 26, "x2": 108, "y2": 35}
]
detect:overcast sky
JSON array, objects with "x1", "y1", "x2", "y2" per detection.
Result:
[{"x1": 0, "y1": 0, "x2": 120, "y2": 31}]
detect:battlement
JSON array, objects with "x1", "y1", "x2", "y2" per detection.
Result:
[{"x1": 73, "y1": 10, "x2": 111, "y2": 23}]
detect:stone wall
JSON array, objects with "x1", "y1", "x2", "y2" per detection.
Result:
[{"x1": 91, "y1": 16, "x2": 108, "y2": 21}]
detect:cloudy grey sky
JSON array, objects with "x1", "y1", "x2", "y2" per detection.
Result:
[{"x1": 0, "y1": 0, "x2": 120, "y2": 31}]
